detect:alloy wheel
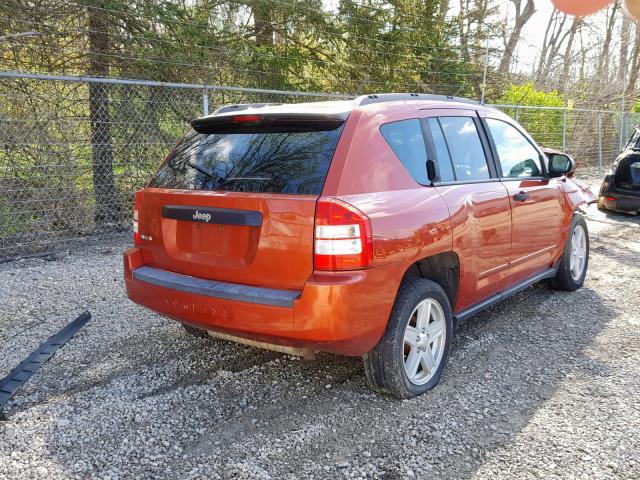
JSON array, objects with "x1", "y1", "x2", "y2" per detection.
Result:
[
  {"x1": 403, "y1": 298, "x2": 446, "y2": 385},
  {"x1": 569, "y1": 224, "x2": 587, "y2": 281}
]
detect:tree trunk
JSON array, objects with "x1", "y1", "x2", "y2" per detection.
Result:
[
  {"x1": 535, "y1": 11, "x2": 557, "y2": 82},
  {"x1": 596, "y1": 2, "x2": 619, "y2": 81},
  {"x1": 625, "y1": 26, "x2": 640, "y2": 96},
  {"x1": 457, "y1": 0, "x2": 469, "y2": 65},
  {"x1": 253, "y1": 3, "x2": 274, "y2": 47},
  {"x1": 535, "y1": 11, "x2": 568, "y2": 87},
  {"x1": 87, "y1": 3, "x2": 121, "y2": 226},
  {"x1": 618, "y1": 15, "x2": 631, "y2": 83},
  {"x1": 561, "y1": 17, "x2": 580, "y2": 88},
  {"x1": 251, "y1": 2, "x2": 283, "y2": 88},
  {"x1": 538, "y1": 15, "x2": 572, "y2": 88},
  {"x1": 497, "y1": 0, "x2": 536, "y2": 77},
  {"x1": 437, "y1": 0, "x2": 450, "y2": 22}
]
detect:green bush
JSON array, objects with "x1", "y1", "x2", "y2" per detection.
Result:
[{"x1": 496, "y1": 83, "x2": 566, "y2": 150}]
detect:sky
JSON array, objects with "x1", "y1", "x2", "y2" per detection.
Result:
[{"x1": 517, "y1": 0, "x2": 556, "y2": 70}]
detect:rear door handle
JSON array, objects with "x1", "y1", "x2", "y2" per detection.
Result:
[{"x1": 513, "y1": 192, "x2": 529, "y2": 202}]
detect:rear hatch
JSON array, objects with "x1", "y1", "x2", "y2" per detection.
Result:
[
  {"x1": 614, "y1": 152, "x2": 640, "y2": 190},
  {"x1": 136, "y1": 108, "x2": 348, "y2": 290}
]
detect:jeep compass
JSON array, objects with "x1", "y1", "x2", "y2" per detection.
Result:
[{"x1": 124, "y1": 93, "x2": 596, "y2": 398}]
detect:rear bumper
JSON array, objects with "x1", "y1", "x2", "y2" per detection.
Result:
[
  {"x1": 124, "y1": 248, "x2": 402, "y2": 356},
  {"x1": 599, "y1": 195, "x2": 640, "y2": 213},
  {"x1": 132, "y1": 266, "x2": 300, "y2": 308},
  {"x1": 599, "y1": 184, "x2": 640, "y2": 214}
]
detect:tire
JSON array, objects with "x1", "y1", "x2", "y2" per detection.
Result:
[
  {"x1": 549, "y1": 214, "x2": 589, "y2": 291},
  {"x1": 182, "y1": 323, "x2": 210, "y2": 338},
  {"x1": 363, "y1": 278, "x2": 453, "y2": 399}
]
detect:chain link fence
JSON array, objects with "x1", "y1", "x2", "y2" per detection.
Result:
[
  {"x1": 0, "y1": 72, "x2": 343, "y2": 258},
  {"x1": 0, "y1": 72, "x2": 637, "y2": 259},
  {"x1": 496, "y1": 104, "x2": 640, "y2": 172}
]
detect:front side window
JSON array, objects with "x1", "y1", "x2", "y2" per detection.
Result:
[
  {"x1": 486, "y1": 118, "x2": 542, "y2": 178},
  {"x1": 380, "y1": 119, "x2": 429, "y2": 185},
  {"x1": 438, "y1": 117, "x2": 490, "y2": 181}
]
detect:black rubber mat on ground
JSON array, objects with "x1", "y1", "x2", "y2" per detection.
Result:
[{"x1": 0, "y1": 311, "x2": 91, "y2": 420}]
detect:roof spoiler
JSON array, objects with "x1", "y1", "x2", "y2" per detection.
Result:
[{"x1": 191, "y1": 112, "x2": 348, "y2": 134}]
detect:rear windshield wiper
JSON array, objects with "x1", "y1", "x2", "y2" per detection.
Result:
[
  {"x1": 223, "y1": 177, "x2": 271, "y2": 182},
  {"x1": 175, "y1": 160, "x2": 272, "y2": 189}
]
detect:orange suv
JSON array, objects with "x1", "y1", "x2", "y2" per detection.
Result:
[{"x1": 124, "y1": 94, "x2": 596, "y2": 398}]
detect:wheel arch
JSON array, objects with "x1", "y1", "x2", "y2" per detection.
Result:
[
  {"x1": 400, "y1": 251, "x2": 460, "y2": 310},
  {"x1": 564, "y1": 178, "x2": 597, "y2": 212}
]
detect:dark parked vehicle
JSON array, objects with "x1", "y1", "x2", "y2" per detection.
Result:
[{"x1": 598, "y1": 126, "x2": 640, "y2": 214}]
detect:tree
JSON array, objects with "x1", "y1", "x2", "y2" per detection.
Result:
[
  {"x1": 618, "y1": 15, "x2": 632, "y2": 83},
  {"x1": 596, "y1": 1, "x2": 620, "y2": 81},
  {"x1": 497, "y1": 0, "x2": 535, "y2": 78},
  {"x1": 253, "y1": 2, "x2": 274, "y2": 46},
  {"x1": 560, "y1": 16, "x2": 581, "y2": 89},
  {"x1": 534, "y1": 10, "x2": 568, "y2": 88},
  {"x1": 625, "y1": 25, "x2": 640, "y2": 96},
  {"x1": 87, "y1": 1, "x2": 122, "y2": 226}
]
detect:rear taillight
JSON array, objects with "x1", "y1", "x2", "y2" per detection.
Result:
[
  {"x1": 133, "y1": 191, "x2": 141, "y2": 246},
  {"x1": 314, "y1": 197, "x2": 373, "y2": 271}
]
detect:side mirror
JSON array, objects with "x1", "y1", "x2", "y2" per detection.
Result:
[{"x1": 548, "y1": 153, "x2": 576, "y2": 178}]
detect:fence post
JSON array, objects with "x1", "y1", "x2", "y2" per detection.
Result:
[
  {"x1": 619, "y1": 112, "x2": 625, "y2": 150},
  {"x1": 619, "y1": 77, "x2": 626, "y2": 150},
  {"x1": 562, "y1": 108, "x2": 567, "y2": 151},
  {"x1": 480, "y1": 35, "x2": 489, "y2": 104},
  {"x1": 597, "y1": 113, "x2": 603, "y2": 172},
  {"x1": 202, "y1": 86, "x2": 209, "y2": 116},
  {"x1": 515, "y1": 105, "x2": 520, "y2": 122}
]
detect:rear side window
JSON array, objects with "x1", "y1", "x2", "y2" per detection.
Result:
[
  {"x1": 149, "y1": 126, "x2": 344, "y2": 195},
  {"x1": 438, "y1": 117, "x2": 490, "y2": 181},
  {"x1": 486, "y1": 118, "x2": 542, "y2": 178},
  {"x1": 380, "y1": 119, "x2": 429, "y2": 185}
]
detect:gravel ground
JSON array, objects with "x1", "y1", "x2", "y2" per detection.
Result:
[{"x1": 1, "y1": 178, "x2": 639, "y2": 479}]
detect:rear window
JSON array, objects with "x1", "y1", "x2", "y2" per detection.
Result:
[
  {"x1": 625, "y1": 130, "x2": 640, "y2": 150},
  {"x1": 380, "y1": 119, "x2": 429, "y2": 185},
  {"x1": 150, "y1": 126, "x2": 344, "y2": 194}
]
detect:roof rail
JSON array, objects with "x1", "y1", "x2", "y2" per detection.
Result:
[
  {"x1": 355, "y1": 93, "x2": 479, "y2": 107},
  {"x1": 214, "y1": 103, "x2": 282, "y2": 115}
]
